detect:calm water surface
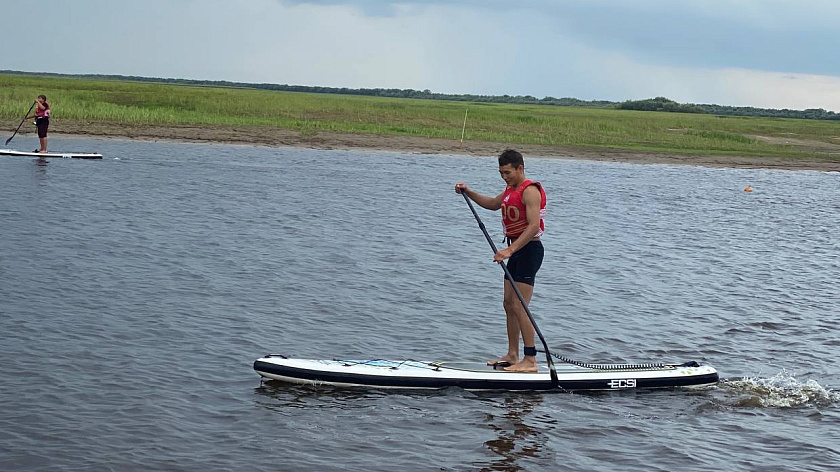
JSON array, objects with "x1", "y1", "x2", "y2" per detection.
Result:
[{"x1": 1, "y1": 137, "x2": 838, "y2": 471}]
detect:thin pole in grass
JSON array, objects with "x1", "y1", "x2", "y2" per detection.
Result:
[{"x1": 459, "y1": 107, "x2": 468, "y2": 147}]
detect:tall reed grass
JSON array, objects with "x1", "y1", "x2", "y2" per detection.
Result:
[{"x1": 2, "y1": 73, "x2": 838, "y2": 159}]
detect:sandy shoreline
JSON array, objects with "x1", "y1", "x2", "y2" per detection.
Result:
[{"x1": 15, "y1": 121, "x2": 840, "y2": 171}]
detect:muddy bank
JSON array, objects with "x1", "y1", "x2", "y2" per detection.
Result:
[{"x1": 16, "y1": 121, "x2": 840, "y2": 171}]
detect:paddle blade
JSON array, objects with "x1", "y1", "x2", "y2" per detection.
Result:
[{"x1": 4, "y1": 137, "x2": 12, "y2": 145}]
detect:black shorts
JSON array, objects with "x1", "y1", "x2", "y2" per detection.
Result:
[
  {"x1": 506, "y1": 240, "x2": 544, "y2": 286},
  {"x1": 36, "y1": 118, "x2": 49, "y2": 138}
]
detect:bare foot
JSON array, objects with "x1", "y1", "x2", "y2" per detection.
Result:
[
  {"x1": 503, "y1": 358, "x2": 538, "y2": 372},
  {"x1": 486, "y1": 355, "x2": 517, "y2": 367}
]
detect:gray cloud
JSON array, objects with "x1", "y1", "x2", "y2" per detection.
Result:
[
  {"x1": 547, "y1": 1, "x2": 840, "y2": 76},
  {"x1": 279, "y1": 0, "x2": 840, "y2": 75},
  {"x1": 2, "y1": 0, "x2": 839, "y2": 110}
]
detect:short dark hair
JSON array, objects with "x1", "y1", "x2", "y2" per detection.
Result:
[{"x1": 498, "y1": 149, "x2": 523, "y2": 169}]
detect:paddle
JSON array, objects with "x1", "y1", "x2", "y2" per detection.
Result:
[
  {"x1": 460, "y1": 191, "x2": 559, "y2": 387},
  {"x1": 5, "y1": 101, "x2": 36, "y2": 146}
]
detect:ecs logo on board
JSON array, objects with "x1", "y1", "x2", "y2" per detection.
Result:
[{"x1": 607, "y1": 379, "x2": 636, "y2": 389}]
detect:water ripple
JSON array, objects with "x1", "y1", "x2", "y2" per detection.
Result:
[{"x1": 1, "y1": 140, "x2": 838, "y2": 471}]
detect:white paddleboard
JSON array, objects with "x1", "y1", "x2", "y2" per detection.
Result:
[
  {"x1": 0, "y1": 149, "x2": 103, "y2": 159},
  {"x1": 254, "y1": 355, "x2": 719, "y2": 391}
]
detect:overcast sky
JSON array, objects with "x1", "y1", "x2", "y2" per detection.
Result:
[{"x1": 4, "y1": 0, "x2": 840, "y2": 111}]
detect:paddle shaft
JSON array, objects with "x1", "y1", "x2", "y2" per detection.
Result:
[
  {"x1": 460, "y1": 191, "x2": 558, "y2": 386},
  {"x1": 5, "y1": 102, "x2": 36, "y2": 146}
]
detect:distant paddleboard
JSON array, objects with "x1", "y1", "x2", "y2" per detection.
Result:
[
  {"x1": 0, "y1": 149, "x2": 102, "y2": 159},
  {"x1": 254, "y1": 355, "x2": 719, "y2": 391}
]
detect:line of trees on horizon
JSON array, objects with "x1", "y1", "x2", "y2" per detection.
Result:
[
  {"x1": 4, "y1": 70, "x2": 838, "y2": 121},
  {"x1": 616, "y1": 96, "x2": 839, "y2": 121}
]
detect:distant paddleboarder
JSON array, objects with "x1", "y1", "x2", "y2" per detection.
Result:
[
  {"x1": 455, "y1": 149, "x2": 547, "y2": 373},
  {"x1": 25, "y1": 95, "x2": 50, "y2": 153}
]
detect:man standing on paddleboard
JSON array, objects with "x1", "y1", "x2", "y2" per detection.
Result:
[
  {"x1": 455, "y1": 149, "x2": 546, "y2": 373},
  {"x1": 25, "y1": 95, "x2": 51, "y2": 153}
]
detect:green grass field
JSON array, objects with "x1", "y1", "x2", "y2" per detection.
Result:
[{"x1": 3, "y1": 73, "x2": 839, "y2": 160}]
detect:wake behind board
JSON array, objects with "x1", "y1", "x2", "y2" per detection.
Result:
[
  {"x1": 254, "y1": 355, "x2": 719, "y2": 391},
  {"x1": 0, "y1": 149, "x2": 103, "y2": 159}
]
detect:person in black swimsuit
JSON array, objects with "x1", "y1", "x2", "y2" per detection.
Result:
[{"x1": 26, "y1": 95, "x2": 50, "y2": 153}]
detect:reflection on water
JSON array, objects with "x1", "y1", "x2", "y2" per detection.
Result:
[
  {"x1": 479, "y1": 394, "x2": 547, "y2": 472},
  {"x1": 255, "y1": 381, "x2": 557, "y2": 471},
  {"x1": 33, "y1": 156, "x2": 48, "y2": 179},
  {"x1": 253, "y1": 380, "x2": 389, "y2": 410}
]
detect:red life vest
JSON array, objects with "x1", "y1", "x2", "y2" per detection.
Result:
[
  {"x1": 501, "y1": 179, "x2": 546, "y2": 238},
  {"x1": 36, "y1": 103, "x2": 50, "y2": 118}
]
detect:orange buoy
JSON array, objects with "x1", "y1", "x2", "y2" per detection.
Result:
[{"x1": 744, "y1": 186, "x2": 753, "y2": 192}]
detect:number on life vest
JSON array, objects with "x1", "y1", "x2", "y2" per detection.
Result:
[{"x1": 504, "y1": 205, "x2": 520, "y2": 222}]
